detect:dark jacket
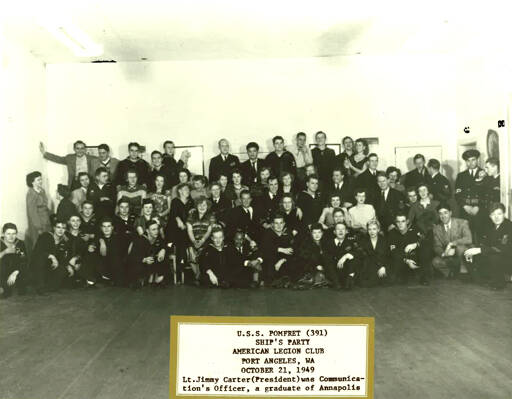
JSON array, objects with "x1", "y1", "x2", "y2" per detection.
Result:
[
  {"x1": 312, "y1": 147, "x2": 336, "y2": 185},
  {"x1": 208, "y1": 154, "x2": 240, "y2": 183},
  {"x1": 240, "y1": 158, "x2": 266, "y2": 186},
  {"x1": 43, "y1": 152, "x2": 96, "y2": 187}
]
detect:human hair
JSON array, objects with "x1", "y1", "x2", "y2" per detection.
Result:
[
  {"x1": 272, "y1": 135, "x2": 284, "y2": 144},
  {"x1": 98, "y1": 143, "x2": 110, "y2": 152},
  {"x1": 176, "y1": 182, "x2": 190, "y2": 194},
  {"x1": 178, "y1": 168, "x2": 192, "y2": 181},
  {"x1": 125, "y1": 168, "x2": 138, "y2": 181},
  {"x1": 146, "y1": 219, "x2": 160, "y2": 230},
  {"x1": 436, "y1": 202, "x2": 451, "y2": 212},
  {"x1": 315, "y1": 131, "x2": 327, "y2": 139},
  {"x1": 279, "y1": 193, "x2": 296, "y2": 210},
  {"x1": 310, "y1": 222, "x2": 323, "y2": 232},
  {"x1": 485, "y1": 157, "x2": 500, "y2": 169},
  {"x1": 117, "y1": 198, "x2": 130, "y2": 207},
  {"x1": 95, "y1": 167, "x2": 108, "y2": 178},
  {"x1": 82, "y1": 200, "x2": 94, "y2": 209},
  {"x1": 271, "y1": 212, "x2": 285, "y2": 222},
  {"x1": 100, "y1": 217, "x2": 114, "y2": 226},
  {"x1": 280, "y1": 171, "x2": 295, "y2": 184},
  {"x1": 417, "y1": 183, "x2": 430, "y2": 193},
  {"x1": 218, "y1": 138, "x2": 229, "y2": 148},
  {"x1": 268, "y1": 175, "x2": 279, "y2": 184},
  {"x1": 427, "y1": 159, "x2": 440, "y2": 170},
  {"x1": 73, "y1": 140, "x2": 86, "y2": 149},
  {"x1": 163, "y1": 140, "x2": 174, "y2": 148},
  {"x1": 194, "y1": 195, "x2": 210, "y2": 209},
  {"x1": 128, "y1": 142, "x2": 140, "y2": 150},
  {"x1": 334, "y1": 221, "x2": 348, "y2": 230},
  {"x1": 305, "y1": 174, "x2": 319, "y2": 184},
  {"x1": 2, "y1": 223, "x2": 17, "y2": 233},
  {"x1": 395, "y1": 212, "x2": 408, "y2": 221},
  {"x1": 26, "y1": 171, "x2": 42, "y2": 188},
  {"x1": 385, "y1": 166, "x2": 401, "y2": 179},
  {"x1": 367, "y1": 219, "x2": 381, "y2": 231},
  {"x1": 246, "y1": 142, "x2": 259, "y2": 151},
  {"x1": 210, "y1": 181, "x2": 221, "y2": 190},
  {"x1": 142, "y1": 198, "x2": 153, "y2": 207},
  {"x1": 78, "y1": 172, "x2": 90, "y2": 181},
  {"x1": 211, "y1": 226, "x2": 224, "y2": 236},
  {"x1": 192, "y1": 175, "x2": 207, "y2": 186},
  {"x1": 332, "y1": 207, "x2": 344, "y2": 217},
  {"x1": 151, "y1": 150, "x2": 163, "y2": 158},
  {"x1": 57, "y1": 184, "x2": 70, "y2": 199},
  {"x1": 51, "y1": 216, "x2": 67, "y2": 228},
  {"x1": 342, "y1": 136, "x2": 353, "y2": 145},
  {"x1": 296, "y1": 132, "x2": 306, "y2": 139},
  {"x1": 154, "y1": 173, "x2": 167, "y2": 187},
  {"x1": 413, "y1": 153, "x2": 426, "y2": 162},
  {"x1": 328, "y1": 192, "x2": 341, "y2": 204},
  {"x1": 332, "y1": 167, "x2": 344, "y2": 176},
  {"x1": 231, "y1": 169, "x2": 242, "y2": 178},
  {"x1": 368, "y1": 152, "x2": 378, "y2": 160},
  {"x1": 376, "y1": 171, "x2": 387, "y2": 179},
  {"x1": 354, "y1": 188, "x2": 367, "y2": 196},
  {"x1": 488, "y1": 202, "x2": 506, "y2": 214},
  {"x1": 406, "y1": 186, "x2": 417, "y2": 194},
  {"x1": 240, "y1": 189, "x2": 251, "y2": 198},
  {"x1": 355, "y1": 138, "x2": 369, "y2": 155}
]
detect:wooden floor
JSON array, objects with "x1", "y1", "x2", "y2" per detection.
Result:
[{"x1": 0, "y1": 280, "x2": 511, "y2": 399}]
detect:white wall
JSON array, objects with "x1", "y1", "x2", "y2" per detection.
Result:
[
  {"x1": 0, "y1": 35, "x2": 47, "y2": 239},
  {"x1": 45, "y1": 54, "x2": 458, "y2": 192}
]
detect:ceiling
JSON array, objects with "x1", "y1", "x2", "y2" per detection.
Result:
[{"x1": 1, "y1": 0, "x2": 511, "y2": 63}]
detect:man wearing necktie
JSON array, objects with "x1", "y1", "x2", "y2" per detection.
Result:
[
  {"x1": 240, "y1": 142, "x2": 266, "y2": 187},
  {"x1": 208, "y1": 138, "x2": 240, "y2": 183},
  {"x1": 455, "y1": 149, "x2": 483, "y2": 223},
  {"x1": 432, "y1": 202, "x2": 472, "y2": 279}
]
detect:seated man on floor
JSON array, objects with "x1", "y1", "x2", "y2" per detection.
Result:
[
  {"x1": 388, "y1": 212, "x2": 430, "y2": 285},
  {"x1": 323, "y1": 222, "x2": 362, "y2": 290},
  {"x1": 232, "y1": 229, "x2": 262, "y2": 288},
  {"x1": 199, "y1": 227, "x2": 259, "y2": 288},
  {"x1": 432, "y1": 202, "x2": 472, "y2": 279},
  {"x1": 0, "y1": 223, "x2": 28, "y2": 298},
  {"x1": 464, "y1": 203, "x2": 512, "y2": 290},
  {"x1": 260, "y1": 213, "x2": 302, "y2": 288},
  {"x1": 127, "y1": 220, "x2": 168, "y2": 289}
]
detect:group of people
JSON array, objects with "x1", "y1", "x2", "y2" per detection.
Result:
[{"x1": 0, "y1": 132, "x2": 510, "y2": 298}]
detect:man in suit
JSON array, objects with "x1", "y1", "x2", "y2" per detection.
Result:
[
  {"x1": 334, "y1": 136, "x2": 355, "y2": 177},
  {"x1": 323, "y1": 222, "x2": 361, "y2": 290},
  {"x1": 257, "y1": 176, "x2": 281, "y2": 226},
  {"x1": 454, "y1": 149, "x2": 483, "y2": 221},
  {"x1": 324, "y1": 168, "x2": 354, "y2": 208},
  {"x1": 260, "y1": 213, "x2": 301, "y2": 287},
  {"x1": 427, "y1": 158, "x2": 451, "y2": 202},
  {"x1": 432, "y1": 203, "x2": 472, "y2": 279},
  {"x1": 311, "y1": 131, "x2": 336, "y2": 186},
  {"x1": 465, "y1": 203, "x2": 512, "y2": 290},
  {"x1": 355, "y1": 153, "x2": 380, "y2": 207},
  {"x1": 87, "y1": 167, "x2": 115, "y2": 220},
  {"x1": 227, "y1": 190, "x2": 264, "y2": 244},
  {"x1": 71, "y1": 172, "x2": 90, "y2": 211},
  {"x1": 90, "y1": 144, "x2": 119, "y2": 183},
  {"x1": 40, "y1": 140, "x2": 96, "y2": 190},
  {"x1": 162, "y1": 140, "x2": 190, "y2": 187},
  {"x1": 208, "y1": 138, "x2": 240, "y2": 183},
  {"x1": 240, "y1": 142, "x2": 265, "y2": 186},
  {"x1": 232, "y1": 229, "x2": 263, "y2": 288},
  {"x1": 115, "y1": 142, "x2": 151, "y2": 187},
  {"x1": 376, "y1": 172, "x2": 406, "y2": 231},
  {"x1": 265, "y1": 136, "x2": 296, "y2": 179},
  {"x1": 403, "y1": 153, "x2": 431, "y2": 190}
]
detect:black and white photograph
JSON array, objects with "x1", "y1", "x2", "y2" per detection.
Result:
[{"x1": 1, "y1": 1, "x2": 511, "y2": 398}]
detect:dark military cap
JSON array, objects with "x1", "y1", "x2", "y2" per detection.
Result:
[{"x1": 462, "y1": 149, "x2": 480, "y2": 160}]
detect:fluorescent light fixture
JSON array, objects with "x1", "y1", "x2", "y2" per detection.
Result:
[{"x1": 39, "y1": 17, "x2": 103, "y2": 57}]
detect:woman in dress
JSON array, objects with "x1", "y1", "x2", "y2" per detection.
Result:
[
  {"x1": 26, "y1": 171, "x2": 52, "y2": 249},
  {"x1": 170, "y1": 169, "x2": 192, "y2": 200},
  {"x1": 148, "y1": 173, "x2": 172, "y2": 228},
  {"x1": 386, "y1": 166, "x2": 405, "y2": 192},
  {"x1": 224, "y1": 169, "x2": 249, "y2": 206},
  {"x1": 318, "y1": 193, "x2": 344, "y2": 230},
  {"x1": 347, "y1": 189, "x2": 376, "y2": 234},
  {"x1": 186, "y1": 196, "x2": 216, "y2": 283},
  {"x1": 347, "y1": 139, "x2": 369, "y2": 177},
  {"x1": 360, "y1": 220, "x2": 392, "y2": 287},
  {"x1": 279, "y1": 171, "x2": 298, "y2": 199},
  {"x1": 279, "y1": 193, "x2": 305, "y2": 239},
  {"x1": 166, "y1": 183, "x2": 194, "y2": 279}
]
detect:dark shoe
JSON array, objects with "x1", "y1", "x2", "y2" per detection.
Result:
[
  {"x1": 249, "y1": 281, "x2": 259, "y2": 289},
  {"x1": 344, "y1": 276, "x2": 355, "y2": 291}
]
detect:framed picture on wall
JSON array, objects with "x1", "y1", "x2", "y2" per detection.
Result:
[
  {"x1": 361, "y1": 137, "x2": 379, "y2": 154},
  {"x1": 85, "y1": 146, "x2": 99, "y2": 157},
  {"x1": 309, "y1": 143, "x2": 341, "y2": 154}
]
